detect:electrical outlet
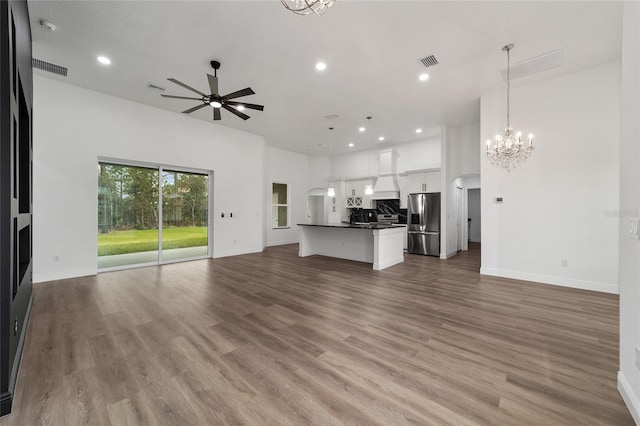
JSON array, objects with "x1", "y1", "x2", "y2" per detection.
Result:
[
  {"x1": 561, "y1": 259, "x2": 568, "y2": 268},
  {"x1": 636, "y1": 346, "x2": 640, "y2": 370}
]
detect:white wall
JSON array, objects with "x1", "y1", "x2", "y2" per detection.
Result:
[
  {"x1": 308, "y1": 155, "x2": 331, "y2": 189},
  {"x1": 266, "y1": 147, "x2": 310, "y2": 246},
  {"x1": 480, "y1": 62, "x2": 620, "y2": 294},
  {"x1": 618, "y1": 2, "x2": 640, "y2": 422},
  {"x1": 461, "y1": 121, "x2": 481, "y2": 176},
  {"x1": 330, "y1": 137, "x2": 440, "y2": 179},
  {"x1": 33, "y1": 76, "x2": 266, "y2": 282}
]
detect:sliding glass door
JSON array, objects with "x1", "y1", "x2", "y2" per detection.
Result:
[
  {"x1": 161, "y1": 170, "x2": 208, "y2": 262},
  {"x1": 98, "y1": 161, "x2": 210, "y2": 270}
]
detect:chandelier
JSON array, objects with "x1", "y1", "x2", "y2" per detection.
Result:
[
  {"x1": 281, "y1": 0, "x2": 335, "y2": 15},
  {"x1": 486, "y1": 44, "x2": 534, "y2": 171}
]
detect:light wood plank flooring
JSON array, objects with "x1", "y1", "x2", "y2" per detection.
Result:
[{"x1": 0, "y1": 243, "x2": 633, "y2": 425}]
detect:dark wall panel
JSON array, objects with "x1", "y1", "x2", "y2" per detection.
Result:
[{"x1": 0, "y1": 0, "x2": 33, "y2": 417}]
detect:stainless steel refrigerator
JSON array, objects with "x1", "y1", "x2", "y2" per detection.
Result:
[{"x1": 407, "y1": 193, "x2": 441, "y2": 256}]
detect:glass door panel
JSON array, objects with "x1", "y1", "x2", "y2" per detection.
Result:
[
  {"x1": 161, "y1": 170, "x2": 209, "y2": 262},
  {"x1": 98, "y1": 163, "x2": 159, "y2": 269}
]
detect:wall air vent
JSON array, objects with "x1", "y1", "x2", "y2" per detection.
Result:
[
  {"x1": 418, "y1": 54, "x2": 438, "y2": 69},
  {"x1": 499, "y1": 48, "x2": 564, "y2": 82},
  {"x1": 32, "y1": 58, "x2": 67, "y2": 77},
  {"x1": 146, "y1": 81, "x2": 166, "y2": 92}
]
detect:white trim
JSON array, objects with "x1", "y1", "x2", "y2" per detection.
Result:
[
  {"x1": 374, "y1": 255, "x2": 404, "y2": 271},
  {"x1": 267, "y1": 239, "x2": 299, "y2": 247},
  {"x1": 213, "y1": 246, "x2": 264, "y2": 259},
  {"x1": 618, "y1": 371, "x2": 640, "y2": 424},
  {"x1": 34, "y1": 268, "x2": 97, "y2": 283},
  {"x1": 469, "y1": 238, "x2": 481, "y2": 243},
  {"x1": 480, "y1": 267, "x2": 618, "y2": 294},
  {"x1": 441, "y1": 249, "x2": 458, "y2": 259}
]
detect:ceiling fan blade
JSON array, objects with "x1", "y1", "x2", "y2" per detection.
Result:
[
  {"x1": 161, "y1": 94, "x2": 202, "y2": 101},
  {"x1": 167, "y1": 78, "x2": 206, "y2": 96},
  {"x1": 213, "y1": 107, "x2": 221, "y2": 121},
  {"x1": 182, "y1": 103, "x2": 209, "y2": 114},
  {"x1": 226, "y1": 101, "x2": 264, "y2": 111},
  {"x1": 223, "y1": 104, "x2": 250, "y2": 120},
  {"x1": 207, "y1": 74, "x2": 219, "y2": 96},
  {"x1": 221, "y1": 87, "x2": 255, "y2": 100}
]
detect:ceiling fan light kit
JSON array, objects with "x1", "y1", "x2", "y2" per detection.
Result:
[
  {"x1": 161, "y1": 60, "x2": 264, "y2": 121},
  {"x1": 485, "y1": 44, "x2": 535, "y2": 172}
]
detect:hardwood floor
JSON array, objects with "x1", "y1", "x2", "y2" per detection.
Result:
[{"x1": 0, "y1": 243, "x2": 633, "y2": 425}]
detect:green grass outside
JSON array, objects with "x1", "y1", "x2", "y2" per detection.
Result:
[{"x1": 98, "y1": 226, "x2": 207, "y2": 256}]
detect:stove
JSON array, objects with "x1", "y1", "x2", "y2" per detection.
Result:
[{"x1": 376, "y1": 214, "x2": 399, "y2": 225}]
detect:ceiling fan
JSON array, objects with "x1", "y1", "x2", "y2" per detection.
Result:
[{"x1": 161, "y1": 60, "x2": 264, "y2": 121}]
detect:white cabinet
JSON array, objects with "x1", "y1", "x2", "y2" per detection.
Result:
[
  {"x1": 328, "y1": 180, "x2": 347, "y2": 223},
  {"x1": 407, "y1": 171, "x2": 441, "y2": 194},
  {"x1": 345, "y1": 181, "x2": 363, "y2": 197},
  {"x1": 345, "y1": 180, "x2": 375, "y2": 209},
  {"x1": 361, "y1": 179, "x2": 374, "y2": 209}
]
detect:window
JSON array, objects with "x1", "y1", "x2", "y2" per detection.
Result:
[{"x1": 272, "y1": 183, "x2": 289, "y2": 228}]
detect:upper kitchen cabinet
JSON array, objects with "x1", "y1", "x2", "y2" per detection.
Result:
[
  {"x1": 345, "y1": 179, "x2": 375, "y2": 209},
  {"x1": 407, "y1": 171, "x2": 441, "y2": 193},
  {"x1": 345, "y1": 180, "x2": 362, "y2": 208}
]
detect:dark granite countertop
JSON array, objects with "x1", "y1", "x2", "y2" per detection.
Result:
[{"x1": 298, "y1": 223, "x2": 407, "y2": 230}]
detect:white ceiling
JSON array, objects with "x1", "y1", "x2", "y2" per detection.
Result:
[{"x1": 28, "y1": 1, "x2": 622, "y2": 156}]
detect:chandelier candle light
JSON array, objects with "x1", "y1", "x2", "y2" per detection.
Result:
[
  {"x1": 486, "y1": 44, "x2": 534, "y2": 171},
  {"x1": 281, "y1": 0, "x2": 335, "y2": 15}
]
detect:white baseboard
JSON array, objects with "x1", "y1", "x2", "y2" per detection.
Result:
[
  {"x1": 469, "y1": 238, "x2": 481, "y2": 243},
  {"x1": 213, "y1": 245, "x2": 264, "y2": 259},
  {"x1": 618, "y1": 371, "x2": 640, "y2": 424},
  {"x1": 480, "y1": 267, "x2": 618, "y2": 294},
  {"x1": 440, "y1": 250, "x2": 458, "y2": 259},
  {"x1": 374, "y1": 255, "x2": 404, "y2": 271},
  {"x1": 266, "y1": 239, "x2": 299, "y2": 247},
  {"x1": 34, "y1": 268, "x2": 96, "y2": 283}
]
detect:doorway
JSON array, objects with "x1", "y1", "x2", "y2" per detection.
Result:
[
  {"x1": 307, "y1": 195, "x2": 325, "y2": 224},
  {"x1": 468, "y1": 188, "x2": 481, "y2": 244}
]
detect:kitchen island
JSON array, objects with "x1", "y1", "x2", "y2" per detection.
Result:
[{"x1": 298, "y1": 223, "x2": 405, "y2": 270}]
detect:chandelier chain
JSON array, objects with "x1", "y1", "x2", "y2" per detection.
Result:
[{"x1": 506, "y1": 46, "x2": 510, "y2": 128}]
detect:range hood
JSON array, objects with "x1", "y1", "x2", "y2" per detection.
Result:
[{"x1": 371, "y1": 148, "x2": 400, "y2": 200}]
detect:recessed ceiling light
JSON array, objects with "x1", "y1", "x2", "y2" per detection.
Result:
[
  {"x1": 236, "y1": 105, "x2": 245, "y2": 111},
  {"x1": 378, "y1": 136, "x2": 384, "y2": 141},
  {"x1": 358, "y1": 127, "x2": 365, "y2": 132},
  {"x1": 419, "y1": 73, "x2": 429, "y2": 81},
  {"x1": 97, "y1": 56, "x2": 111, "y2": 65},
  {"x1": 416, "y1": 128, "x2": 423, "y2": 133},
  {"x1": 316, "y1": 62, "x2": 327, "y2": 71},
  {"x1": 348, "y1": 143, "x2": 354, "y2": 147}
]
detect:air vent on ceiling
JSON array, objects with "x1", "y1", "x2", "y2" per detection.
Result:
[
  {"x1": 32, "y1": 58, "x2": 67, "y2": 77},
  {"x1": 499, "y1": 48, "x2": 564, "y2": 82},
  {"x1": 146, "y1": 81, "x2": 166, "y2": 92},
  {"x1": 418, "y1": 54, "x2": 439, "y2": 69}
]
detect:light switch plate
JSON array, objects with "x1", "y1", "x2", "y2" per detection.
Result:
[{"x1": 629, "y1": 219, "x2": 640, "y2": 240}]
